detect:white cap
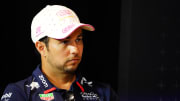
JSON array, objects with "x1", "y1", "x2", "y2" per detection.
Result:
[{"x1": 31, "y1": 5, "x2": 95, "y2": 43}]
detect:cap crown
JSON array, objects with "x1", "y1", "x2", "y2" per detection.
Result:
[{"x1": 31, "y1": 5, "x2": 81, "y2": 43}]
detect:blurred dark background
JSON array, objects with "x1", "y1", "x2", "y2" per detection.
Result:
[{"x1": 1, "y1": 0, "x2": 179, "y2": 101}]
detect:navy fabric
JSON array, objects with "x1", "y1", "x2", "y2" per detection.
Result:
[{"x1": 1, "y1": 65, "x2": 119, "y2": 101}]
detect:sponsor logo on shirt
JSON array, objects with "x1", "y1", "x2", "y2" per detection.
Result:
[
  {"x1": 81, "y1": 77, "x2": 93, "y2": 87},
  {"x1": 39, "y1": 93, "x2": 54, "y2": 101},
  {"x1": 1, "y1": 92, "x2": 12, "y2": 101},
  {"x1": 80, "y1": 92, "x2": 100, "y2": 101},
  {"x1": 39, "y1": 74, "x2": 48, "y2": 88},
  {"x1": 26, "y1": 81, "x2": 40, "y2": 90}
]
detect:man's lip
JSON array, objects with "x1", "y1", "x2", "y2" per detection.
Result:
[
  {"x1": 68, "y1": 59, "x2": 80, "y2": 62},
  {"x1": 71, "y1": 59, "x2": 80, "y2": 61}
]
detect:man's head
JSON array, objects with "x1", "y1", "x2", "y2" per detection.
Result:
[
  {"x1": 36, "y1": 28, "x2": 83, "y2": 73},
  {"x1": 31, "y1": 5, "x2": 95, "y2": 73}
]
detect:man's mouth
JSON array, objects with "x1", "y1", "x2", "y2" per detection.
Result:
[{"x1": 68, "y1": 58, "x2": 80, "y2": 63}]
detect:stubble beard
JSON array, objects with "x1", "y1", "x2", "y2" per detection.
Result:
[
  {"x1": 60, "y1": 62, "x2": 79, "y2": 74},
  {"x1": 61, "y1": 57, "x2": 81, "y2": 74}
]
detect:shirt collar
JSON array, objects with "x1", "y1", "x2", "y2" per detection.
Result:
[
  {"x1": 32, "y1": 64, "x2": 55, "y2": 90},
  {"x1": 32, "y1": 64, "x2": 84, "y2": 92}
]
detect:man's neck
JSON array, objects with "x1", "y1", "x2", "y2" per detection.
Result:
[{"x1": 41, "y1": 65, "x2": 76, "y2": 90}]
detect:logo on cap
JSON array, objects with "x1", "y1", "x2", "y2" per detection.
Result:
[
  {"x1": 36, "y1": 26, "x2": 43, "y2": 37},
  {"x1": 62, "y1": 24, "x2": 75, "y2": 33},
  {"x1": 56, "y1": 10, "x2": 72, "y2": 17}
]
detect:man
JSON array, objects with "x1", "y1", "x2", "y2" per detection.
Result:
[{"x1": 1, "y1": 5, "x2": 119, "y2": 101}]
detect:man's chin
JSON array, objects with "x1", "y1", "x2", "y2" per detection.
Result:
[{"x1": 63, "y1": 66, "x2": 78, "y2": 74}]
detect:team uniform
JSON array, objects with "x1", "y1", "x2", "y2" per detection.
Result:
[
  {"x1": 2, "y1": 5, "x2": 119, "y2": 101},
  {"x1": 1, "y1": 65, "x2": 119, "y2": 101}
]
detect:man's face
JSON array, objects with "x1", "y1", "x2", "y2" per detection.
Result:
[{"x1": 45, "y1": 28, "x2": 83, "y2": 73}]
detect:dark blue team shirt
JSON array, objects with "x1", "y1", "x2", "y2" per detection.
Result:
[{"x1": 1, "y1": 65, "x2": 119, "y2": 101}]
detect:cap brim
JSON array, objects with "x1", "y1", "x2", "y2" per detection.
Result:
[
  {"x1": 51, "y1": 23, "x2": 95, "y2": 40},
  {"x1": 79, "y1": 23, "x2": 95, "y2": 31}
]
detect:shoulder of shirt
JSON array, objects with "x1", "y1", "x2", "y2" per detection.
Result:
[
  {"x1": 89, "y1": 80, "x2": 110, "y2": 89},
  {"x1": 10, "y1": 76, "x2": 33, "y2": 90},
  {"x1": 91, "y1": 81, "x2": 119, "y2": 101},
  {"x1": 1, "y1": 76, "x2": 33, "y2": 101},
  {"x1": 14, "y1": 76, "x2": 33, "y2": 85},
  {"x1": 79, "y1": 76, "x2": 111, "y2": 91}
]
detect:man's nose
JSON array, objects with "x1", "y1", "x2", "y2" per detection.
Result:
[{"x1": 68, "y1": 43, "x2": 79, "y2": 55}]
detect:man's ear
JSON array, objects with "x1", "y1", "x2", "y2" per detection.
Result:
[{"x1": 35, "y1": 41, "x2": 47, "y2": 57}]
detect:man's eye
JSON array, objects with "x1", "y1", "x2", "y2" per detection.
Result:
[{"x1": 76, "y1": 38, "x2": 83, "y2": 42}]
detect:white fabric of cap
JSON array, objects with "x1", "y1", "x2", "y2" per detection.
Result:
[{"x1": 31, "y1": 5, "x2": 95, "y2": 43}]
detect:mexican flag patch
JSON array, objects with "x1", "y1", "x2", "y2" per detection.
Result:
[{"x1": 39, "y1": 93, "x2": 54, "y2": 101}]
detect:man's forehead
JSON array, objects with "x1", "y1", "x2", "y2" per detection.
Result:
[{"x1": 65, "y1": 28, "x2": 83, "y2": 39}]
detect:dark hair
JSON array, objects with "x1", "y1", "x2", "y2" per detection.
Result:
[
  {"x1": 34, "y1": 36, "x2": 50, "y2": 61},
  {"x1": 39, "y1": 36, "x2": 49, "y2": 49}
]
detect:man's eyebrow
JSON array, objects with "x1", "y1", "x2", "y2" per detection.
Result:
[
  {"x1": 78, "y1": 33, "x2": 83, "y2": 37},
  {"x1": 65, "y1": 36, "x2": 70, "y2": 39},
  {"x1": 63, "y1": 33, "x2": 83, "y2": 40}
]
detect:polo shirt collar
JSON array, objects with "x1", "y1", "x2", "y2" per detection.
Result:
[
  {"x1": 32, "y1": 65, "x2": 55, "y2": 90},
  {"x1": 32, "y1": 64, "x2": 84, "y2": 93}
]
